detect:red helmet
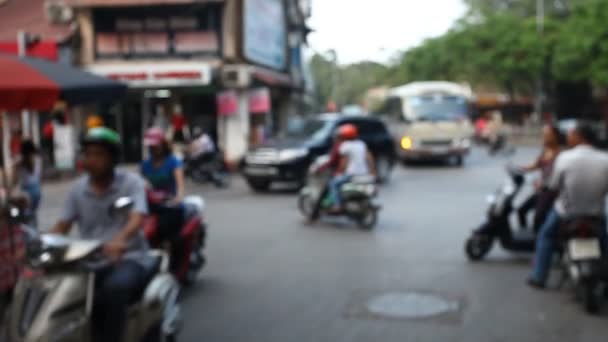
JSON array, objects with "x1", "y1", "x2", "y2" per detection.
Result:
[
  {"x1": 338, "y1": 124, "x2": 358, "y2": 139},
  {"x1": 143, "y1": 127, "x2": 166, "y2": 147}
]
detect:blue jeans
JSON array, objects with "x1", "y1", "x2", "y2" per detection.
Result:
[
  {"x1": 328, "y1": 175, "x2": 352, "y2": 207},
  {"x1": 531, "y1": 209, "x2": 561, "y2": 283},
  {"x1": 531, "y1": 210, "x2": 608, "y2": 283},
  {"x1": 21, "y1": 183, "x2": 41, "y2": 226},
  {"x1": 94, "y1": 260, "x2": 146, "y2": 342}
]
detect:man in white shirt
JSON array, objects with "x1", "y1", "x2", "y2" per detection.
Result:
[
  {"x1": 529, "y1": 123, "x2": 608, "y2": 288},
  {"x1": 188, "y1": 127, "x2": 216, "y2": 161},
  {"x1": 327, "y1": 124, "x2": 376, "y2": 211}
]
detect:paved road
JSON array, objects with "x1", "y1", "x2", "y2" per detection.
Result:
[{"x1": 38, "y1": 147, "x2": 608, "y2": 342}]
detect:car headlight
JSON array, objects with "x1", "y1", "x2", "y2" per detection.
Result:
[
  {"x1": 279, "y1": 148, "x2": 308, "y2": 162},
  {"x1": 401, "y1": 136, "x2": 413, "y2": 150}
]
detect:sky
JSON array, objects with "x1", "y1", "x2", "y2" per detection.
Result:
[{"x1": 307, "y1": 0, "x2": 467, "y2": 65}]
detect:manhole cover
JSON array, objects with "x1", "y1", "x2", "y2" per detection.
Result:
[{"x1": 366, "y1": 292, "x2": 460, "y2": 319}]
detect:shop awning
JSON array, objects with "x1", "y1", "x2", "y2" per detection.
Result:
[
  {"x1": 55, "y1": 0, "x2": 223, "y2": 7},
  {"x1": 0, "y1": 54, "x2": 127, "y2": 111}
]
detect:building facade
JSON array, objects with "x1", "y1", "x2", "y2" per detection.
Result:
[{"x1": 47, "y1": 0, "x2": 312, "y2": 163}]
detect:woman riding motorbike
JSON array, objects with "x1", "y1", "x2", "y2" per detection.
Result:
[
  {"x1": 140, "y1": 127, "x2": 186, "y2": 272},
  {"x1": 515, "y1": 123, "x2": 563, "y2": 232}
]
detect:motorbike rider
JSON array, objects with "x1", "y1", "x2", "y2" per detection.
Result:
[
  {"x1": 515, "y1": 124, "x2": 563, "y2": 232},
  {"x1": 50, "y1": 127, "x2": 150, "y2": 342},
  {"x1": 141, "y1": 127, "x2": 186, "y2": 272},
  {"x1": 187, "y1": 127, "x2": 216, "y2": 166},
  {"x1": 328, "y1": 124, "x2": 377, "y2": 212},
  {"x1": 528, "y1": 122, "x2": 608, "y2": 289}
]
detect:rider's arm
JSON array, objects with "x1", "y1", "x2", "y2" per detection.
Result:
[
  {"x1": 50, "y1": 187, "x2": 78, "y2": 235},
  {"x1": 173, "y1": 164, "x2": 186, "y2": 204},
  {"x1": 366, "y1": 151, "x2": 377, "y2": 177}
]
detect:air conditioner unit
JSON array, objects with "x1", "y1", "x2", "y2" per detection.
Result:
[
  {"x1": 221, "y1": 65, "x2": 252, "y2": 89},
  {"x1": 45, "y1": 1, "x2": 74, "y2": 24}
]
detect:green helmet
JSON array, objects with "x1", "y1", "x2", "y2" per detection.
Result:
[{"x1": 82, "y1": 127, "x2": 121, "y2": 159}]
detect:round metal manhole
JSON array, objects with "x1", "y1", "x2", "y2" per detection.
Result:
[{"x1": 366, "y1": 292, "x2": 459, "y2": 319}]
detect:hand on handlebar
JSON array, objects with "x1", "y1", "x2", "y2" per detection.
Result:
[{"x1": 103, "y1": 238, "x2": 128, "y2": 263}]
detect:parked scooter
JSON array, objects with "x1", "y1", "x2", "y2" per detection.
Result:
[
  {"x1": 144, "y1": 190, "x2": 207, "y2": 285},
  {"x1": 298, "y1": 156, "x2": 381, "y2": 230},
  {"x1": 557, "y1": 217, "x2": 608, "y2": 314},
  {"x1": 3, "y1": 197, "x2": 181, "y2": 342},
  {"x1": 465, "y1": 167, "x2": 536, "y2": 260},
  {"x1": 184, "y1": 151, "x2": 230, "y2": 188}
]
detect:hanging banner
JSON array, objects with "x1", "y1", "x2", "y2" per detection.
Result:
[
  {"x1": 217, "y1": 90, "x2": 238, "y2": 117},
  {"x1": 248, "y1": 88, "x2": 271, "y2": 114},
  {"x1": 243, "y1": 0, "x2": 287, "y2": 70},
  {"x1": 53, "y1": 124, "x2": 76, "y2": 170}
]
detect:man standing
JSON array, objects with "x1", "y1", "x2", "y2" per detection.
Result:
[
  {"x1": 50, "y1": 127, "x2": 150, "y2": 342},
  {"x1": 528, "y1": 123, "x2": 608, "y2": 288}
]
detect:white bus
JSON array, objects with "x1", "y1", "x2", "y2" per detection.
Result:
[{"x1": 382, "y1": 81, "x2": 474, "y2": 166}]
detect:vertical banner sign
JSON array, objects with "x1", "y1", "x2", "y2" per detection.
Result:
[
  {"x1": 217, "y1": 90, "x2": 239, "y2": 116},
  {"x1": 53, "y1": 124, "x2": 76, "y2": 170},
  {"x1": 243, "y1": 0, "x2": 287, "y2": 70},
  {"x1": 248, "y1": 88, "x2": 271, "y2": 114}
]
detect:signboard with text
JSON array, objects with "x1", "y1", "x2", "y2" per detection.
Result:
[{"x1": 243, "y1": 0, "x2": 287, "y2": 71}]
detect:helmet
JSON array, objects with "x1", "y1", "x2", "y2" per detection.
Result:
[
  {"x1": 82, "y1": 127, "x2": 121, "y2": 158},
  {"x1": 144, "y1": 127, "x2": 166, "y2": 147},
  {"x1": 338, "y1": 124, "x2": 358, "y2": 139},
  {"x1": 86, "y1": 115, "x2": 104, "y2": 130}
]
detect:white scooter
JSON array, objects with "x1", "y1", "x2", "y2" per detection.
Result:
[{"x1": 3, "y1": 197, "x2": 181, "y2": 342}]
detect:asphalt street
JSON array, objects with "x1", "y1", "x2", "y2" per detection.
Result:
[{"x1": 38, "y1": 147, "x2": 608, "y2": 342}]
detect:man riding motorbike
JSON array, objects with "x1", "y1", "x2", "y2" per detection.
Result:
[
  {"x1": 327, "y1": 124, "x2": 377, "y2": 212},
  {"x1": 187, "y1": 127, "x2": 216, "y2": 165},
  {"x1": 528, "y1": 123, "x2": 608, "y2": 289},
  {"x1": 50, "y1": 127, "x2": 151, "y2": 342},
  {"x1": 141, "y1": 127, "x2": 186, "y2": 273}
]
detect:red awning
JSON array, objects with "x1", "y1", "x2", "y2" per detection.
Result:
[{"x1": 56, "y1": 0, "x2": 222, "y2": 7}]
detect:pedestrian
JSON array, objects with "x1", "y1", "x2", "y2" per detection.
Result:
[
  {"x1": 528, "y1": 122, "x2": 608, "y2": 289},
  {"x1": 50, "y1": 127, "x2": 150, "y2": 342},
  {"x1": 12, "y1": 140, "x2": 42, "y2": 226},
  {"x1": 515, "y1": 124, "x2": 563, "y2": 232}
]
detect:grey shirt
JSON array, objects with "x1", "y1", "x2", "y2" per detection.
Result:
[
  {"x1": 61, "y1": 169, "x2": 151, "y2": 266},
  {"x1": 550, "y1": 145, "x2": 608, "y2": 217}
]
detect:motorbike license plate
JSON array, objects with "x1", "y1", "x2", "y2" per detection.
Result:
[
  {"x1": 245, "y1": 166, "x2": 278, "y2": 176},
  {"x1": 568, "y1": 239, "x2": 601, "y2": 261}
]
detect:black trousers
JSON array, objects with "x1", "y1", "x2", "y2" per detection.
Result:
[
  {"x1": 518, "y1": 189, "x2": 556, "y2": 233},
  {"x1": 93, "y1": 260, "x2": 147, "y2": 342}
]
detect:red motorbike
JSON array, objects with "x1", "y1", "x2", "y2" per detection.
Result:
[{"x1": 144, "y1": 190, "x2": 207, "y2": 285}]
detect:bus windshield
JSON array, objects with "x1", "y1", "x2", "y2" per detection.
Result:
[{"x1": 408, "y1": 95, "x2": 468, "y2": 121}]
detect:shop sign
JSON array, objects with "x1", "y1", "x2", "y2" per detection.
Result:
[
  {"x1": 248, "y1": 88, "x2": 271, "y2": 114},
  {"x1": 88, "y1": 63, "x2": 212, "y2": 88},
  {"x1": 53, "y1": 124, "x2": 75, "y2": 170},
  {"x1": 243, "y1": 0, "x2": 287, "y2": 71},
  {"x1": 217, "y1": 90, "x2": 238, "y2": 117}
]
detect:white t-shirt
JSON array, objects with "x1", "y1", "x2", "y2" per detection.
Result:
[
  {"x1": 189, "y1": 134, "x2": 215, "y2": 158},
  {"x1": 339, "y1": 140, "x2": 370, "y2": 176}
]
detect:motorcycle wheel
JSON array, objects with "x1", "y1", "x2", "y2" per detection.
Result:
[
  {"x1": 579, "y1": 280, "x2": 600, "y2": 314},
  {"x1": 465, "y1": 234, "x2": 494, "y2": 261},
  {"x1": 298, "y1": 193, "x2": 315, "y2": 219},
  {"x1": 357, "y1": 209, "x2": 378, "y2": 230},
  {"x1": 211, "y1": 172, "x2": 230, "y2": 189},
  {"x1": 189, "y1": 169, "x2": 208, "y2": 185}
]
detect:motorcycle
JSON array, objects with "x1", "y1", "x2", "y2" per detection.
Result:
[
  {"x1": 3, "y1": 197, "x2": 181, "y2": 342},
  {"x1": 298, "y1": 156, "x2": 381, "y2": 230},
  {"x1": 557, "y1": 217, "x2": 608, "y2": 314},
  {"x1": 465, "y1": 167, "x2": 537, "y2": 261},
  {"x1": 184, "y1": 151, "x2": 230, "y2": 188},
  {"x1": 144, "y1": 191, "x2": 207, "y2": 285}
]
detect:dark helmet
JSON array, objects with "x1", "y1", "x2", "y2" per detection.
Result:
[{"x1": 82, "y1": 127, "x2": 121, "y2": 161}]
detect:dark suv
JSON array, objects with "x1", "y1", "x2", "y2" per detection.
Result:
[{"x1": 242, "y1": 114, "x2": 396, "y2": 192}]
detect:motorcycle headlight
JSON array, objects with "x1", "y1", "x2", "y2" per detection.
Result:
[
  {"x1": 279, "y1": 148, "x2": 308, "y2": 162},
  {"x1": 401, "y1": 136, "x2": 413, "y2": 150}
]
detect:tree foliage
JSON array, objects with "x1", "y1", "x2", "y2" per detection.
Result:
[{"x1": 308, "y1": 0, "x2": 608, "y2": 110}]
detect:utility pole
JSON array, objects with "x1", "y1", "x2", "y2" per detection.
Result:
[{"x1": 535, "y1": 0, "x2": 545, "y2": 123}]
